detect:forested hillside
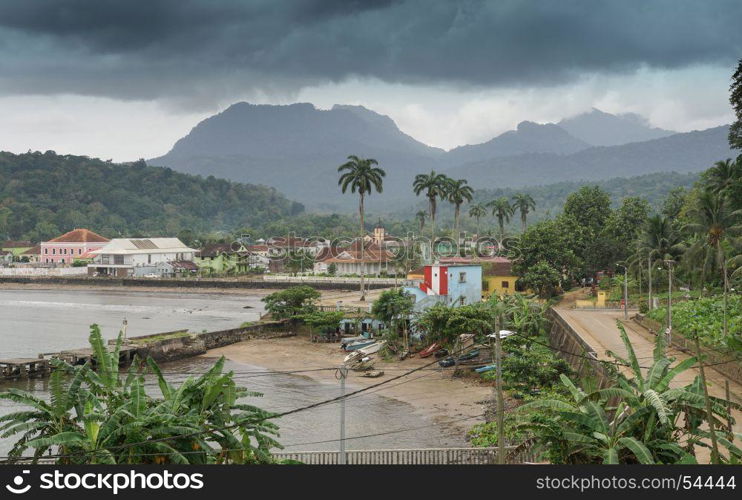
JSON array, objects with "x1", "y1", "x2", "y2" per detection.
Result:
[{"x1": 0, "y1": 151, "x2": 304, "y2": 241}]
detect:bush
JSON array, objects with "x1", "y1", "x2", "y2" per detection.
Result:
[{"x1": 646, "y1": 295, "x2": 741, "y2": 351}]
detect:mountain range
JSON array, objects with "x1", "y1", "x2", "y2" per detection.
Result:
[{"x1": 149, "y1": 103, "x2": 734, "y2": 211}]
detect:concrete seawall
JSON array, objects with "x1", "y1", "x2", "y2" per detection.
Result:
[{"x1": 2, "y1": 321, "x2": 294, "y2": 380}]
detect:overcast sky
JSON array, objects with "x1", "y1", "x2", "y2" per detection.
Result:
[{"x1": 0, "y1": 0, "x2": 740, "y2": 161}]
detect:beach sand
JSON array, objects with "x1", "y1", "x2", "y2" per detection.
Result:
[{"x1": 205, "y1": 334, "x2": 493, "y2": 441}]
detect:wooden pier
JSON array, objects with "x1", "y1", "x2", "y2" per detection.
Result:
[{"x1": 0, "y1": 358, "x2": 51, "y2": 379}]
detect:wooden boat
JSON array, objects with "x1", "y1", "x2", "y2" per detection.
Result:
[
  {"x1": 361, "y1": 370, "x2": 384, "y2": 378},
  {"x1": 437, "y1": 349, "x2": 480, "y2": 368},
  {"x1": 343, "y1": 339, "x2": 376, "y2": 352},
  {"x1": 418, "y1": 342, "x2": 441, "y2": 358},
  {"x1": 358, "y1": 340, "x2": 386, "y2": 356},
  {"x1": 340, "y1": 334, "x2": 370, "y2": 346},
  {"x1": 474, "y1": 364, "x2": 497, "y2": 373},
  {"x1": 434, "y1": 348, "x2": 449, "y2": 358}
]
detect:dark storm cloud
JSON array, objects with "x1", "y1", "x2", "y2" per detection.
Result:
[{"x1": 0, "y1": 0, "x2": 740, "y2": 103}]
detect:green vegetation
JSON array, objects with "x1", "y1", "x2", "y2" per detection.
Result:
[
  {"x1": 261, "y1": 286, "x2": 321, "y2": 322},
  {"x1": 0, "y1": 325, "x2": 280, "y2": 464},
  {"x1": 647, "y1": 295, "x2": 742, "y2": 352},
  {"x1": 471, "y1": 322, "x2": 741, "y2": 464},
  {"x1": 0, "y1": 151, "x2": 302, "y2": 241}
]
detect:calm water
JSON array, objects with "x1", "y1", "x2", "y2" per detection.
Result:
[
  {"x1": 0, "y1": 289, "x2": 463, "y2": 455},
  {"x1": 0, "y1": 289, "x2": 264, "y2": 358}
]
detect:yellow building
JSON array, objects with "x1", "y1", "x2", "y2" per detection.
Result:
[
  {"x1": 435, "y1": 257, "x2": 518, "y2": 299},
  {"x1": 481, "y1": 259, "x2": 518, "y2": 299}
]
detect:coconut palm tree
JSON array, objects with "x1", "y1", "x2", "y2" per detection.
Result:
[
  {"x1": 488, "y1": 197, "x2": 514, "y2": 240},
  {"x1": 446, "y1": 178, "x2": 473, "y2": 241},
  {"x1": 413, "y1": 170, "x2": 450, "y2": 250},
  {"x1": 684, "y1": 190, "x2": 741, "y2": 336},
  {"x1": 704, "y1": 158, "x2": 741, "y2": 196},
  {"x1": 415, "y1": 210, "x2": 427, "y2": 234},
  {"x1": 468, "y1": 203, "x2": 488, "y2": 236},
  {"x1": 634, "y1": 214, "x2": 683, "y2": 307},
  {"x1": 338, "y1": 155, "x2": 386, "y2": 301},
  {"x1": 511, "y1": 193, "x2": 536, "y2": 232}
]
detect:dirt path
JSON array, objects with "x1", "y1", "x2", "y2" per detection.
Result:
[{"x1": 554, "y1": 306, "x2": 742, "y2": 461}]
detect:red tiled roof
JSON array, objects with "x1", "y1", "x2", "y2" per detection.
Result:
[
  {"x1": 2, "y1": 240, "x2": 33, "y2": 248},
  {"x1": 21, "y1": 245, "x2": 41, "y2": 255},
  {"x1": 47, "y1": 229, "x2": 109, "y2": 243}
]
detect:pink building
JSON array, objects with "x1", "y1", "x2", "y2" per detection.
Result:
[{"x1": 40, "y1": 229, "x2": 109, "y2": 265}]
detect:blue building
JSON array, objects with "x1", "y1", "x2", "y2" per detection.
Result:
[{"x1": 403, "y1": 263, "x2": 483, "y2": 312}]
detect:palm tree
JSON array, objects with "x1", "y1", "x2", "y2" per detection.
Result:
[
  {"x1": 704, "y1": 158, "x2": 741, "y2": 195},
  {"x1": 415, "y1": 210, "x2": 427, "y2": 234},
  {"x1": 413, "y1": 170, "x2": 450, "y2": 252},
  {"x1": 511, "y1": 193, "x2": 536, "y2": 232},
  {"x1": 338, "y1": 155, "x2": 386, "y2": 301},
  {"x1": 684, "y1": 190, "x2": 740, "y2": 336},
  {"x1": 635, "y1": 214, "x2": 683, "y2": 308},
  {"x1": 446, "y1": 178, "x2": 473, "y2": 241},
  {"x1": 488, "y1": 197, "x2": 514, "y2": 240},
  {"x1": 468, "y1": 203, "x2": 488, "y2": 236}
]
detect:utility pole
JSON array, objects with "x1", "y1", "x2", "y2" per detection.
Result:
[
  {"x1": 694, "y1": 333, "x2": 720, "y2": 464},
  {"x1": 617, "y1": 263, "x2": 628, "y2": 320},
  {"x1": 647, "y1": 256, "x2": 652, "y2": 311},
  {"x1": 489, "y1": 316, "x2": 505, "y2": 465},
  {"x1": 338, "y1": 366, "x2": 348, "y2": 464}
]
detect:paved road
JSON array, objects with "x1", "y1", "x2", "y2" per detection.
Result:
[{"x1": 554, "y1": 306, "x2": 741, "y2": 460}]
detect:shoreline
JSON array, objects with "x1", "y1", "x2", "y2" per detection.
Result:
[
  {"x1": 0, "y1": 282, "x2": 386, "y2": 307},
  {"x1": 204, "y1": 335, "x2": 493, "y2": 444}
]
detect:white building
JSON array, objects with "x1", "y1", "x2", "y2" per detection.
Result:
[{"x1": 88, "y1": 238, "x2": 197, "y2": 277}]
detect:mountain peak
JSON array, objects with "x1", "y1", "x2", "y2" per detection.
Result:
[{"x1": 559, "y1": 108, "x2": 674, "y2": 146}]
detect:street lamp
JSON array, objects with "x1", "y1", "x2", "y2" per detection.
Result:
[{"x1": 664, "y1": 259, "x2": 676, "y2": 347}]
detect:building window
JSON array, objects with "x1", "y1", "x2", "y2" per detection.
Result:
[
  {"x1": 502, "y1": 280, "x2": 509, "y2": 289},
  {"x1": 148, "y1": 254, "x2": 151, "y2": 264},
  {"x1": 52, "y1": 249, "x2": 56, "y2": 255},
  {"x1": 459, "y1": 272, "x2": 466, "y2": 283},
  {"x1": 482, "y1": 280, "x2": 489, "y2": 291},
  {"x1": 459, "y1": 296, "x2": 465, "y2": 306},
  {"x1": 44, "y1": 248, "x2": 48, "y2": 254},
  {"x1": 79, "y1": 249, "x2": 82, "y2": 254}
]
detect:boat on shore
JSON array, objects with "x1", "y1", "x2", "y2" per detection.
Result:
[
  {"x1": 438, "y1": 349, "x2": 480, "y2": 368},
  {"x1": 474, "y1": 364, "x2": 496, "y2": 373},
  {"x1": 361, "y1": 370, "x2": 384, "y2": 378},
  {"x1": 343, "y1": 339, "x2": 376, "y2": 352},
  {"x1": 418, "y1": 342, "x2": 441, "y2": 358}
]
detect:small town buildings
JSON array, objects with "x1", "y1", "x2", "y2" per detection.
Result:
[
  {"x1": 319, "y1": 240, "x2": 398, "y2": 276},
  {"x1": 195, "y1": 243, "x2": 269, "y2": 274},
  {"x1": 0, "y1": 250, "x2": 12, "y2": 265},
  {"x1": 19, "y1": 245, "x2": 41, "y2": 264},
  {"x1": 404, "y1": 263, "x2": 483, "y2": 311},
  {"x1": 438, "y1": 256, "x2": 518, "y2": 298},
  {"x1": 88, "y1": 238, "x2": 197, "y2": 277},
  {"x1": 41, "y1": 229, "x2": 109, "y2": 265},
  {"x1": 1, "y1": 241, "x2": 34, "y2": 260}
]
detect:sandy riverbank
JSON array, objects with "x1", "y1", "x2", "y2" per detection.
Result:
[{"x1": 205, "y1": 334, "x2": 493, "y2": 441}]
